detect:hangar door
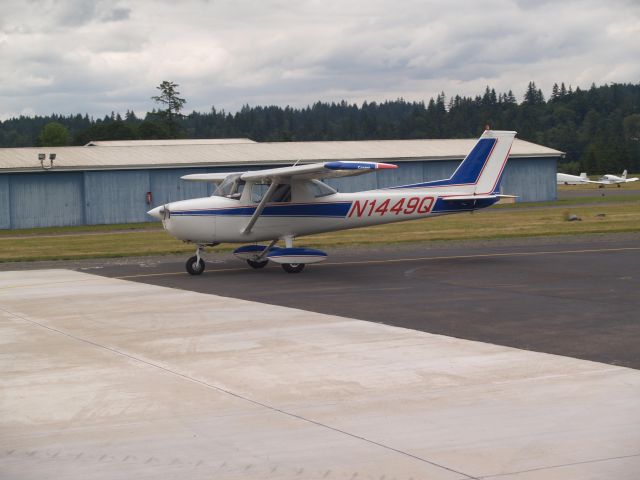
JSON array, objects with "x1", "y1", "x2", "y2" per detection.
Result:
[{"x1": 9, "y1": 172, "x2": 84, "y2": 229}]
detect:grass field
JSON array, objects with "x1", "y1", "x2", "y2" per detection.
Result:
[{"x1": 1, "y1": 195, "x2": 639, "y2": 262}]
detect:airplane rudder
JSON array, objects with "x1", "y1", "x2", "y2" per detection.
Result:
[{"x1": 474, "y1": 130, "x2": 516, "y2": 195}]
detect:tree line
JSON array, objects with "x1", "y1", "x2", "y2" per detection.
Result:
[{"x1": 1, "y1": 81, "x2": 639, "y2": 174}]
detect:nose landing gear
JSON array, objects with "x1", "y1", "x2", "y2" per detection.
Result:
[{"x1": 185, "y1": 245, "x2": 206, "y2": 275}]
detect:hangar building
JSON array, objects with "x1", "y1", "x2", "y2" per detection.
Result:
[{"x1": 0, "y1": 137, "x2": 562, "y2": 229}]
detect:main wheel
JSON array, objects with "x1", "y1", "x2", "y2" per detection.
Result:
[
  {"x1": 247, "y1": 258, "x2": 269, "y2": 269},
  {"x1": 186, "y1": 255, "x2": 205, "y2": 275},
  {"x1": 282, "y1": 263, "x2": 305, "y2": 274}
]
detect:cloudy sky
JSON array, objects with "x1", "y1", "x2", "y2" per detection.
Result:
[{"x1": 1, "y1": 0, "x2": 639, "y2": 120}]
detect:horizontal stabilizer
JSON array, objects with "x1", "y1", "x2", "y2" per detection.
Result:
[{"x1": 442, "y1": 194, "x2": 499, "y2": 201}]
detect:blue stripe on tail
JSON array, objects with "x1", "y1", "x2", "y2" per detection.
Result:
[
  {"x1": 389, "y1": 137, "x2": 497, "y2": 189},
  {"x1": 446, "y1": 138, "x2": 496, "y2": 184}
]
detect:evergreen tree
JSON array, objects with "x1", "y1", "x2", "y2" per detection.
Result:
[
  {"x1": 560, "y1": 82, "x2": 567, "y2": 97},
  {"x1": 151, "y1": 80, "x2": 186, "y2": 138}
]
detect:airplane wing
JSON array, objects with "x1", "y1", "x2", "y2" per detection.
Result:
[
  {"x1": 181, "y1": 172, "x2": 243, "y2": 183},
  {"x1": 238, "y1": 161, "x2": 396, "y2": 234},
  {"x1": 240, "y1": 161, "x2": 397, "y2": 182}
]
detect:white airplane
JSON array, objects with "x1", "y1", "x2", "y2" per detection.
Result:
[
  {"x1": 557, "y1": 170, "x2": 638, "y2": 187},
  {"x1": 557, "y1": 172, "x2": 589, "y2": 185},
  {"x1": 592, "y1": 170, "x2": 639, "y2": 187},
  {"x1": 148, "y1": 130, "x2": 516, "y2": 274}
]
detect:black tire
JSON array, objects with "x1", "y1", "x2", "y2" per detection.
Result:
[
  {"x1": 282, "y1": 263, "x2": 305, "y2": 273},
  {"x1": 186, "y1": 255, "x2": 205, "y2": 275},
  {"x1": 247, "y1": 258, "x2": 269, "y2": 269}
]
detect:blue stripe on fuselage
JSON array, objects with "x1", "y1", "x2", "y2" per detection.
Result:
[{"x1": 170, "y1": 201, "x2": 353, "y2": 218}]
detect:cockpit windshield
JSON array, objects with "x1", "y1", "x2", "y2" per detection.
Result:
[{"x1": 213, "y1": 174, "x2": 245, "y2": 199}]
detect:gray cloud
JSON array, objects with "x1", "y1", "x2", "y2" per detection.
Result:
[{"x1": 1, "y1": 0, "x2": 639, "y2": 119}]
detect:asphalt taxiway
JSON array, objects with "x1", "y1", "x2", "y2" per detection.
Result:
[{"x1": 85, "y1": 234, "x2": 640, "y2": 369}]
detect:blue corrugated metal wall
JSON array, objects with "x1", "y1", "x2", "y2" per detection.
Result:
[
  {"x1": 500, "y1": 157, "x2": 557, "y2": 202},
  {"x1": 0, "y1": 176, "x2": 9, "y2": 229},
  {"x1": 8, "y1": 172, "x2": 84, "y2": 229},
  {"x1": 85, "y1": 171, "x2": 151, "y2": 224},
  {"x1": 0, "y1": 156, "x2": 557, "y2": 229}
]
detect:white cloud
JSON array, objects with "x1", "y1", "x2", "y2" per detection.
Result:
[{"x1": 0, "y1": 0, "x2": 638, "y2": 119}]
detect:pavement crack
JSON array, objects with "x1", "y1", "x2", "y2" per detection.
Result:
[
  {"x1": 477, "y1": 452, "x2": 640, "y2": 478},
  {"x1": 2, "y1": 305, "x2": 480, "y2": 480}
]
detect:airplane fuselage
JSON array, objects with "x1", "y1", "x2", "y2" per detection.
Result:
[{"x1": 160, "y1": 188, "x2": 496, "y2": 244}]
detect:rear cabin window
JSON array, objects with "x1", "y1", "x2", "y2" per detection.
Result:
[
  {"x1": 308, "y1": 179, "x2": 336, "y2": 197},
  {"x1": 251, "y1": 183, "x2": 291, "y2": 203}
]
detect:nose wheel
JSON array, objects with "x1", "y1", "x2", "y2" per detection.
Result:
[
  {"x1": 186, "y1": 255, "x2": 205, "y2": 275},
  {"x1": 186, "y1": 245, "x2": 206, "y2": 275}
]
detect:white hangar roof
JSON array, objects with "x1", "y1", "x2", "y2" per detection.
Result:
[
  {"x1": 83, "y1": 138, "x2": 256, "y2": 147},
  {"x1": 0, "y1": 137, "x2": 563, "y2": 173}
]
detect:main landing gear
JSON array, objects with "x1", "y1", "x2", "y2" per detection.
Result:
[
  {"x1": 242, "y1": 240, "x2": 306, "y2": 273},
  {"x1": 247, "y1": 237, "x2": 311, "y2": 274},
  {"x1": 281, "y1": 263, "x2": 305, "y2": 274},
  {"x1": 247, "y1": 258, "x2": 269, "y2": 269},
  {"x1": 184, "y1": 239, "x2": 326, "y2": 275},
  {"x1": 234, "y1": 237, "x2": 327, "y2": 273}
]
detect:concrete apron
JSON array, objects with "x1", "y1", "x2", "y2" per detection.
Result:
[{"x1": 0, "y1": 270, "x2": 638, "y2": 480}]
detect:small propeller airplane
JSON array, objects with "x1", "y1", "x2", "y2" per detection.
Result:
[
  {"x1": 148, "y1": 129, "x2": 517, "y2": 274},
  {"x1": 593, "y1": 170, "x2": 639, "y2": 187}
]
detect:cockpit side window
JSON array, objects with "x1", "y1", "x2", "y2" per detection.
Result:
[
  {"x1": 308, "y1": 179, "x2": 336, "y2": 197},
  {"x1": 213, "y1": 174, "x2": 245, "y2": 199},
  {"x1": 250, "y1": 183, "x2": 292, "y2": 203},
  {"x1": 251, "y1": 183, "x2": 270, "y2": 203},
  {"x1": 271, "y1": 184, "x2": 291, "y2": 202}
]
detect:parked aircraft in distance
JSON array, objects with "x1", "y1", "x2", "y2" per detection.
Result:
[
  {"x1": 558, "y1": 170, "x2": 639, "y2": 187},
  {"x1": 557, "y1": 172, "x2": 589, "y2": 185},
  {"x1": 148, "y1": 130, "x2": 517, "y2": 274}
]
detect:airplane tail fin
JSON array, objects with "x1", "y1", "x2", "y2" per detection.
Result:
[
  {"x1": 434, "y1": 130, "x2": 516, "y2": 192},
  {"x1": 391, "y1": 130, "x2": 516, "y2": 194},
  {"x1": 580, "y1": 172, "x2": 588, "y2": 180},
  {"x1": 622, "y1": 169, "x2": 627, "y2": 179},
  {"x1": 466, "y1": 130, "x2": 516, "y2": 194}
]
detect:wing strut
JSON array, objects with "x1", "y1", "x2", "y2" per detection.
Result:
[{"x1": 242, "y1": 181, "x2": 280, "y2": 234}]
